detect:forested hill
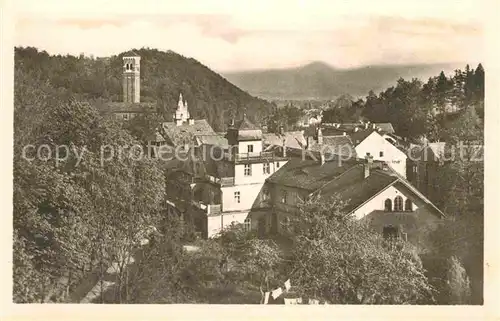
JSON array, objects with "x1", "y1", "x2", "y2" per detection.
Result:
[{"x1": 14, "y1": 47, "x2": 274, "y2": 131}]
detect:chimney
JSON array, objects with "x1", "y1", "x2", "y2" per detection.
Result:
[
  {"x1": 364, "y1": 155, "x2": 373, "y2": 178},
  {"x1": 188, "y1": 118, "x2": 195, "y2": 125},
  {"x1": 317, "y1": 128, "x2": 323, "y2": 145},
  {"x1": 365, "y1": 123, "x2": 369, "y2": 129},
  {"x1": 320, "y1": 152, "x2": 325, "y2": 165},
  {"x1": 372, "y1": 123, "x2": 377, "y2": 129},
  {"x1": 335, "y1": 123, "x2": 340, "y2": 129},
  {"x1": 279, "y1": 126, "x2": 284, "y2": 135},
  {"x1": 354, "y1": 127, "x2": 359, "y2": 132},
  {"x1": 343, "y1": 132, "x2": 347, "y2": 136},
  {"x1": 282, "y1": 137, "x2": 287, "y2": 157}
]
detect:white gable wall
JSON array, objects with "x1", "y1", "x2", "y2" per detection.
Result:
[
  {"x1": 355, "y1": 132, "x2": 407, "y2": 177},
  {"x1": 351, "y1": 185, "x2": 418, "y2": 220}
]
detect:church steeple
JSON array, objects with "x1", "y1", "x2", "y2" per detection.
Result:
[{"x1": 174, "y1": 92, "x2": 190, "y2": 126}]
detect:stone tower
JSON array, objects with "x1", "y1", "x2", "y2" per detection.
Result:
[{"x1": 122, "y1": 52, "x2": 141, "y2": 103}]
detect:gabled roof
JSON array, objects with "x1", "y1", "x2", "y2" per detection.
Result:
[
  {"x1": 195, "y1": 134, "x2": 228, "y2": 147},
  {"x1": 349, "y1": 129, "x2": 377, "y2": 145},
  {"x1": 266, "y1": 157, "x2": 358, "y2": 191},
  {"x1": 311, "y1": 135, "x2": 356, "y2": 157},
  {"x1": 162, "y1": 119, "x2": 216, "y2": 146},
  {"x1": 233, "y1": 115, "x2": 258, "y2": 130},
  {"x1": 267, "y1": 157, "x2": 445, "y2": 218},
  {"x1": 263, "y1": 131, "x2": 306, "y2": 150}
]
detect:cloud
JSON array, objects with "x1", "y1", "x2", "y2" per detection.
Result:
[{"x1": 14, "y1": 8, "x2": 483, "y2": 71}]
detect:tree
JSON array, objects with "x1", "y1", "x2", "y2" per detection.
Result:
[
  {"x1": 445, "y1": 256, "x2": 471, "y2": 304},
  {"x1": 285, "y1": 195, "x2": 434, "y2": 304}
]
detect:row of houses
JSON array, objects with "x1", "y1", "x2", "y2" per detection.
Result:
[
  {"x1": 149, "y1": 95, "x2": 446, "y2": 253},
  {"x1": 108, "y1": 52, "x2": 449, "y2": 254}
]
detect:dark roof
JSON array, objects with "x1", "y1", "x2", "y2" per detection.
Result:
[
  {"x1": 349, "y1": 129, "x2": 377, "y2": 145},
  {"x1": 263, "y1": 131, "x2": 306, "y2": 150},
  {"x1": 233, "y1": 115, "x2": 258, "y2": 130},
  {"x1": 267, "y1": 158, "x2": 445, "y2": 218},
  {"x1": 122, "y1": 50, "x2": 141, "y2": 57},
  {"x1": 317, "y1": 166, "x2": 399, "y2": 213},
  {"x1": 309, "y1": 135, "x2": 356, "y2": 158},
  {"x1": 162, "y1": 120, "x2": 216, "y2": 146},
  {"x1": 195, "y1": 134, "x2": 228, "y2": 147},
  {"x1": 266, "y1": 158, "x2": 358, "y2": 191},
  {"x1": 106, "y1": 102, "x2": 156, "y2": 113},
  {"x1": 375, "y1": 123, "x2": 395, "y2": 134}
]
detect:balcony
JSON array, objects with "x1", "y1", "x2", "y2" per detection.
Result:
[
  {"x1": 192, "y1": 201, "x2": 222, "y2": 215},
  {"x1": 223, "y1": 151, "x2": 277, "y2": 162}
]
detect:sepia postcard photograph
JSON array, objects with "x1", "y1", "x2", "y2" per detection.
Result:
[{"x1": 1, "y1": 0, "x2": 498, "y2": 320}]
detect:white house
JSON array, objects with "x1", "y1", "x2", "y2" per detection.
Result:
[{"x1": 350, "y1": 129, "x2": 407, "y2": 178}]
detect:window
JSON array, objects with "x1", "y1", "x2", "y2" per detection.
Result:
[
  {"x1": 383, "y1": 225, "x2": 399, "y2": 240},
  {"x1": 405, "y1": 199, "x2": 413, "y2": 211},
  {"x1": 276, "y1": 162, "x2": 280, "y2": 168},
  {"x1": 366, "y1": 152, "x2": 371, "y2": 156},
  {"x1": 263, "y1": 163, "x2": 270, "y2": 174},
  {"x1": 234, "y1": 191, "x2": 240, "y2": 203},
  {"x1": 244, "y1": 164, "x2": 252, "y2": 176},
  {"x1": 244, "y1": 218, "x2": 251, "y2": 231},
  {"x1": 384, "y1": 199, "x2": 392, "y2": 211},
  {"x1": 281, "y1": 190, "x2": 287, "y2": 204},
  {"x1": 247, "y1": 145, "x2": 254, "y2": 153},
  {"x1": 123, "y1": 114, "x2": 129, "y2": 120},
  {"x1": 379, "y1": 151, "x2": 384, "y2": 157},
  {"x1": 394, "y1": 196, "x2": 403, "y2": 211}
]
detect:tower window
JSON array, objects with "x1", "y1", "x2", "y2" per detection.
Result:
[
  {"x1": 394, "y1": 196, "x2": 403, "y2": 211},
  {"x1": 234, "y1": 191, "x2": 240, "y2": 203},
  {"x1": 384, "y1": 199, "x2": 392, "y2": 211},
  {"x1": 405, "y1": 199, "x2": 413, "y2": 211},
  {"x1": 244, "y1": 164, "x2": 252, "y2": 176}
]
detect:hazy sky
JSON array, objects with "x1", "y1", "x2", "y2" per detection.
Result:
[{"x1": 14, "y1": 0, "x2": 484, "y2": 72}]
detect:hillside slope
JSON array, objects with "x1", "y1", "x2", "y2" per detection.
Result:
[
  {"x1": 222, "y1": 61, "x2": 463, "y2": 100},
  {"x1": 15, "y1": 47, "x2": 274, "y2": 131}
]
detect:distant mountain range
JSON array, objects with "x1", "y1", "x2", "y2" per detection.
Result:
[{"x1": 222, "y1": 61, "x2": 466, "y2": 100}]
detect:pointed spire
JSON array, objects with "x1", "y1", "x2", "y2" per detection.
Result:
[{"x1": 178, "y1": 93, "x2": 184, "y2": 110}]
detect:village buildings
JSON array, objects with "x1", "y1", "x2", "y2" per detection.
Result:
[{"x1": 108, "y1": 52, "x2": 445, "y2": 250}]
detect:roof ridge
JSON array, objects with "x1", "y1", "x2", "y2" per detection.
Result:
[{"x1": 315, "y1": 163, "x2": 362, "y2": 194}]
